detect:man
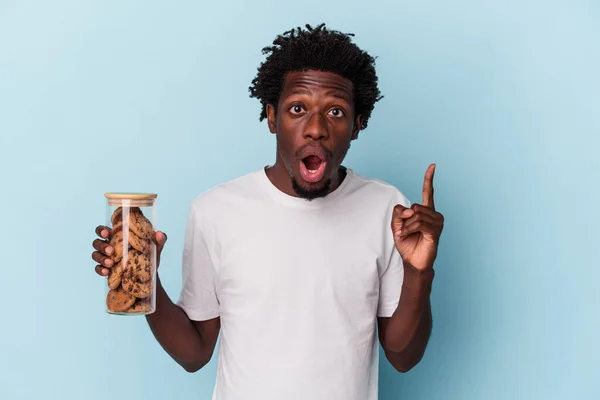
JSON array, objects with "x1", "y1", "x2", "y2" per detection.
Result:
[{"x1": 92, "y1": 23, "x2": 444, "y2": 400}]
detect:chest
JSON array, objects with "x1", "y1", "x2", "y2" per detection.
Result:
[{"x1": 213, "y1": 206, "x2": 389, "y2": 316}]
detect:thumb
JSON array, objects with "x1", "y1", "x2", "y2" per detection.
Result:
[
  {"x1": 155, "y1": 231, "x2": 167, "y2": 270},
  {"x1": 156, "y1": 231, "x2": 167, "y2": 254}
]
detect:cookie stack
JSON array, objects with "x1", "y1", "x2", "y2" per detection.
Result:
[{"x1": 106, "y1": 206, "x2": 156, "y2": 314}]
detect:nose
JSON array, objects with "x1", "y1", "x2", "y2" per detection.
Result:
[{"x1": 303, "y1": 112, "x2": 328, "y2": 141}]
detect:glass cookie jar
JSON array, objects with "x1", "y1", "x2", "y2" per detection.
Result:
[{"x1": 104, "y1": 193, "x2": 158, "y2": 315}]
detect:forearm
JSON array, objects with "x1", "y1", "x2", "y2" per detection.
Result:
[
  {"x1": 145, "y1": 275, "x2": 211, "y2": 371},
  {"x1": 383, "y1": 264, "x2": 434, "y2": 370}
]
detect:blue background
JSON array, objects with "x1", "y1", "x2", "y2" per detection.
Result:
[{"x1": 1, "y1": 0, "x2": 598, "y2": 399}]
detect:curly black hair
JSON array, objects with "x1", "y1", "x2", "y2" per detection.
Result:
[{"x1": 248, "y1": 23, "x2": 383, "y2": 131}]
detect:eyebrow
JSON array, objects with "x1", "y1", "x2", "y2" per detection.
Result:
[{"x1": 328, "y1": 91, "x2": 351, "y2": 103}]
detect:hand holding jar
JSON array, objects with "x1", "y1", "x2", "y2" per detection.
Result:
[{"x1": 91, "y1": 193, "x2": 166, "y2": 315}]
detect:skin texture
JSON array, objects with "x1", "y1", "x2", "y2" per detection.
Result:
[{"x1": 91, "y1": 69, "x2": 444, "y2": 375}]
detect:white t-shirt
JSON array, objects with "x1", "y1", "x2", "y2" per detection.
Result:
[{"x1": 176, "y1": 166, "x2": 411, "y2": 400}]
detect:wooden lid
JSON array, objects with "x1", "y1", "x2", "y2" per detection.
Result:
[
  {"x1": 105, "y1": 193, "x2": 157, "y2": 207},
  {"x1": 104, "y1": 192, "x2": 158, "y2": 200}
]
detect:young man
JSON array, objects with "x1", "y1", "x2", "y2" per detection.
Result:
[{"x1": 92, "y1": 23, "x2": 444, "y2": 400}]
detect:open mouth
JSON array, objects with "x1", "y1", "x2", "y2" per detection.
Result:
[{"x1": 300, "y1": 154, "x2": 327, "y2": 183}]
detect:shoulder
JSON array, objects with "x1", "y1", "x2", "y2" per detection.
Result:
[
  {"x1": 348, "y1": 169, "x2": 411, "y2": 208},
  {"x1": 188, "y1": 169, "x2": 264, "y2": 215}
]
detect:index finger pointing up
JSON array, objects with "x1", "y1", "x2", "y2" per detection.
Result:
[{"x1": 422, "y1": 163, "x2": 436, "y2": 209}]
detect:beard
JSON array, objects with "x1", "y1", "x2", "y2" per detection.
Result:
[{"x1": 291, "y1": 175, "x2": 333, "y2": 200}]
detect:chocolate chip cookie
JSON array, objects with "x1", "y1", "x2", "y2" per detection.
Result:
[
  {"x1": 110, "y1": 206, "x2": 140, "y2": 226},
  {"x1": 111, "y1": 207, "x2": 155, "y2": 241},
  {"x1": 107, "y1": 260, "x2": 123, "y2": 290},
  {"x1": 106, "y1": 286, "x2": 136, "y2": 312},
  {"x1": 112, "y1": 221, "x2": 152, "y2": 255},
  {"x1": 126, "y1": 298, "x2": 152, "y2": 313},
  {"x1": 123, "y1": 249, "x2": 153, "y2": 283},
  {"x1": 121, "y1": 274, "x2": 152, "y2": 299},
  {"x1": 129, "y1": 208, "x2": 155, "y2": 241},
  {"x1": 108, "y1": 229, "x2": 124, "y2": 263}
]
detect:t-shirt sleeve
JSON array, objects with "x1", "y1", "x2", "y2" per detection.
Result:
[
  {"x1": 377, "y1": 245, "x2": 405, "y2": 317},
  {"x1": 377, "y1": 193, "x2": 411, "y2": 318},
  {"x1": 176, "y1": 202, "x2": 220, "y2": 321}
]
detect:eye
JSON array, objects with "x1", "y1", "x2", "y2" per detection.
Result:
[
  {"x1": 329, "y1": 108, "x2": 345, "y2": 118},
  {"x1": 289, "y1": 104, "x2": 305, "y2": 114}
]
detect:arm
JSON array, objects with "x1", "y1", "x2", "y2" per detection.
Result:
[
  {"x1": 146, "y1": 274, "x2": 220, "y2": 373},
  {"x1": 147, "y1": 201, "x2": 223, "y2": 373},
  {"x1": 382, "y1": 163, "x2": 443, "y2": 372},
  {"x1": 378, "y1": 264, "x2": 434, "y2": 372}
]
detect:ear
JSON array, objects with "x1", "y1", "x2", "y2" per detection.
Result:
[
  {"x1": 351, "y1": 115, "x2": 363, "y2": 140},
  {"x1": 266, "y1": 104, "x2": 277, "y2": 134}
]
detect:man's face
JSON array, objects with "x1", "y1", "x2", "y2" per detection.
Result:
[{"x1": 267, "y1": 70, "x2": 362, "y2": 200}]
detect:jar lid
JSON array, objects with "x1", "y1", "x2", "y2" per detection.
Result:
[
  {"x1": 104, "y1": 192, "x2": 158, "y2": 200},
  {"x1": 104, "y1": 192, "x2": 157, "y2": 207}
]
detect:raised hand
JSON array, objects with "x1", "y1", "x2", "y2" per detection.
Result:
[{"x1": 391, "y1": 164, "x2": 444, "y2": 271}]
